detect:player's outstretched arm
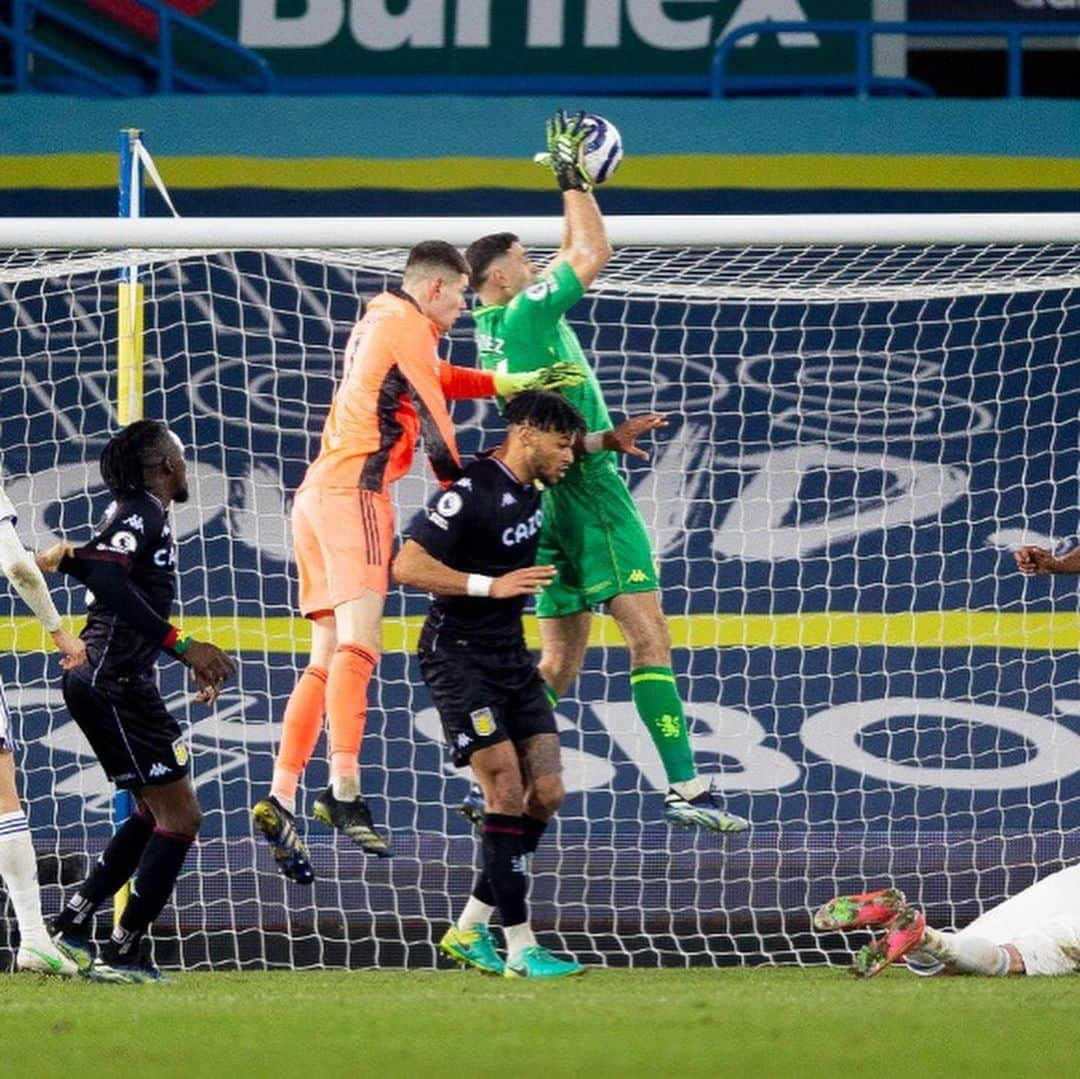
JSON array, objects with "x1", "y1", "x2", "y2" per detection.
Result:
[
  {"x1": 534, "y1": 111, "x2": 612, "y2": 287},
  {"x1": 580, "y1": 413, "x2": 668, "y2": 461},
  {"x1": 494, "y1": 361, "x2": 586, "y2": 398},
  {"x1": 0, "y1": 523, "x2": 86, "y2": 669},
  {"x1": 558, "y1": 189, "x2": 612, "y2": 290},
  {"x1": 1015, "y1": 544, "x2": 1080, "y2": 574}
]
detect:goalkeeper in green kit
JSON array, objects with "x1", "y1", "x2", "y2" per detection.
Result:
[{"x1": 461, "y1": 111, "x2": 748, "y2": 833}]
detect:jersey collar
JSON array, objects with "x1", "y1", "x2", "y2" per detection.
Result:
[{"x1": 476, "y1": 448, "x2": 532, "y2": 490}]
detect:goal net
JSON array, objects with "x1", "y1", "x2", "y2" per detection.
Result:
[{"x1": 2, "y1": 215, "x2": 1079, "y2": 970}]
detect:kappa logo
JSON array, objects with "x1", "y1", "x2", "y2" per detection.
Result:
[
  {"x1": 455, "y1": 477, "x2": 472, "y2": 491},
  {"x1": 627, "y1": 569, "x2": 649, "y2": 584},
  {"x1": 148, "y1": 762, "x2": 170, "y2": 778},
  {"x1": 470, "y1": 707, "x2": 496, "y2": 737},
  {"x1": 123, "y1": 514, "x2": 145, "y2": 533},
  {"x1": 455, "y1": 732, "x2": 472, "y2": 749},
  {"x1": 501, "y1": 492, "x2": 517, "y2": 507}
]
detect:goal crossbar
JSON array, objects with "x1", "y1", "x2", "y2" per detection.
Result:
[{"x1": 6, "y1": 212, "x2": 1080, "y2": 249}]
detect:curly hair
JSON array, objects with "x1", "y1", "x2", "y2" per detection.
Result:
[
  {"x1": 99, "y1": 419, "x2": 172, "y2": 496},
  {"x1": 503, "y1": 390, "x2": 586, "y2": 439}
]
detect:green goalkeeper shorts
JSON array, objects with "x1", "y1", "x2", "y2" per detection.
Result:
[{"x1": 536, "y1": 457, "x2": 659, "y2": 619}]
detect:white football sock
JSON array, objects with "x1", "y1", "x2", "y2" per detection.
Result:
[
  {"x1": 923, "y1": 927, "x2": 1009, "y2": 976},
  {"x1": 331, "y1": 775, "x2": 359, "y2": 801},
  {"x1": 458, "y1": 897, "x2": 496, "y2": 932},
  {"x1": 504, "y1": 922, "x2": 537, "y2": 961},
  {"x1": 0, "y1": 811, "x2": 49, "y2": 943},
  {"x1": 671, "y1": 777, "x2": 706, "y2": 801}
]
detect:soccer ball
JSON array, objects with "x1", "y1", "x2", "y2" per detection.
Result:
[{"x1": 579, "y1": 114, "x2": 623, "y2": 186}]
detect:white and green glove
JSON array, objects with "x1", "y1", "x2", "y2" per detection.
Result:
[
  {"x1": 532, "y1": 109, "x2": 592, "y2": 193},
  {"x1": 493, "y1": 361, "x2": 585, "y2": 398}
]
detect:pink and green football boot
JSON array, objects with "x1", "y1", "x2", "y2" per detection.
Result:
[
  {"x1": 813, "y1": 888, "x2": 907, "y2": 932},
  {"x1": 850, "y1": 905, "x2": 928, "y2": 978}
]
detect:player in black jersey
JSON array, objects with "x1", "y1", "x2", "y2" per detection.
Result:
[
  {"x1": 42, "y1": 420, "x2": 235, "y2": 983},
  {"x1": 393, "y1": 390, "x2": 587, "y2": 980}
]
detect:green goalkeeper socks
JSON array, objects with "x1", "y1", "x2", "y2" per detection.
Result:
[{"x1": 630, "y1": 666, "x2": 696, "y2": 784}]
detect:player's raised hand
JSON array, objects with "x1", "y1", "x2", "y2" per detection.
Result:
[
  {"x1": 602, "y1": 413, "x2": 668, "y2": 461},
  {"x1": 534, "y1": 360, "x2": 586, "y2": 391},
  {"x1": 493, "y1": 362, "x2": 584, "y2": 398},
  {"x1": 1015, "y1": 545, "x2": 1060, "y2": 574},
  {"x1": 50, "y1": 626, "x2": 86, "y2": 671},
  {"x1": 491, "y1": 564, "x2": 557, "y2": 598},
  {"x1": 533, "y1": 109, "x2": 592, "y2": 192},
  {"x1": 183, "y1": 640, "x2": 237, "y2": 705},
  {"x1": 35, "y1": 541, "x2": 76, "y2": 573}
]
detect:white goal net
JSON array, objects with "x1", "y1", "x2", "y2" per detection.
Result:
[{"x1": 1, "y1": 215, "x2": 1079, "y2": 970}]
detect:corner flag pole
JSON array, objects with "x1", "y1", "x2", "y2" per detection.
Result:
[{"x1": 113, "y1": 127, "x2": 146, "y2": 924}]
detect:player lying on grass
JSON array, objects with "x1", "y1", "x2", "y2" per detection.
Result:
[
  {"x1": 44, "y1": 421, "x2": 236, "y2": 983},
  {"x1": 393, "y1": 391, "x2": 589, "y2": 980},
  {"x1": 815, "y1": 862, "x2": 1080, "y2": 978},
  {"x1": 0, "y1": 486, "x2": 85, "y2": 976},
  {"x1": 252, "y1": 241, "x2": 584, "y2": 883},
  {"x1": 461, "y1": 111, "x2": 747, "y2": 835}
]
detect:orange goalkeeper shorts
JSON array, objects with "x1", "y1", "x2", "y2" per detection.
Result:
[{"x1": 292, "y1": 485, "x2": 395, "y2": 617}]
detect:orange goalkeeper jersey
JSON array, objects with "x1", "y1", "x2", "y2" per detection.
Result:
[{"x1": 300, "y1": 290, "x2": 496, "y2": 494}]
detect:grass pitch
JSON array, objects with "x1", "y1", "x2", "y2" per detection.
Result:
[{"x1": 1, "y1": 967, "x2": 1075, "y2": 1078}]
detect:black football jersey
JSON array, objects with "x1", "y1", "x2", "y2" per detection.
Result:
[
  {"x1": 409, "y1": 453, "x2": 543, "y2": 644},
  {"x1": 72, "y1": 490, "x2": 177, "y2": 678}
]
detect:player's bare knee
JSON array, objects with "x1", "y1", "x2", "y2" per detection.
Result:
[
  {"x1": 611, "y1": 593, "x2": 672, "y2": 667},
  {"x1": 538, "y1": 655, "x2": 577, "y2": 697},
  {"x1": 142, "y1": 782, "x2": 202, "y2": 837},
  {"x1": 484, "y1": 778, "x2": 525, "y2": 816},
  {"x1": 159, "y1": 802, "x2": 202, "y2": 837},
  {"x1": 184, "y1": 802, "x2": 204, "y2": 836},
  {"x1": 526, "y1": 774, "x2": 565, "y2": 819},
  {"x1": 473, "y1": 757, "x2": 526, "y2": 815}
]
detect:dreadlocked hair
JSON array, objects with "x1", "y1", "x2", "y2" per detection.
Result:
[
  {"x1": 99, "y1": 419, "x2": 171, "y2": 496},
  {"x1": 503, "y1": 390, "x2": 586, "y2": 439}
]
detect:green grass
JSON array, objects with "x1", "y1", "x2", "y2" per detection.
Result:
[{"x1": 1, "y1": 967, "x2": 1077, "y2": 1078}]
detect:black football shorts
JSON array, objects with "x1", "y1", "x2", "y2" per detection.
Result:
[
  {"x1": 418, "y1": 638, "x2": 556, "y2": 767},
  {"x1": 62, "y1": 670, "x2": 190, "y2": 791}
]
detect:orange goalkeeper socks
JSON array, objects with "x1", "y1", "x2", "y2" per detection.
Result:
[
  {"x1": 271, "y1": 664, "x2": 328, "y2": 811},
  {"x1": 327, "y1": 643, "x2": 378, "y2": 792}
]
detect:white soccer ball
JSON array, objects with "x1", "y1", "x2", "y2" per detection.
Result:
[{"x1": 579, "y1": 114, "x2": 623, "y2": 186}]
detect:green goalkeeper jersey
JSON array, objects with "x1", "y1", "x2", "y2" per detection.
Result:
[{"x1": 473, "y1": 260, "x2": 613, "y2": 469}]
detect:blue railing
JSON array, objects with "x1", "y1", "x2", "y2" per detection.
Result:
[
  {"x1": 711, "y1": 19, "x2": 1080, "y2": 98},
  {"x1": 0, "y1": 0, "x2": 274, "y2": 95}
]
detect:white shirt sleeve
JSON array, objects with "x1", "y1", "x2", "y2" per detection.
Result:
[
  {"x1": 0, "y1": 518, "x2": 62, "y2": 633},
  {"x1": 0, "y1": 486, "x2": 17, "y2": 527}
]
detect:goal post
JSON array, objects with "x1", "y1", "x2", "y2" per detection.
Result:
[{"x1": 1, "y1": 214, "x2": 1078, "y2": 970}]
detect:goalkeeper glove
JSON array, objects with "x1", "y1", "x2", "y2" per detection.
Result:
[
  {"x1": 532, "y1": 109, "x2": 592, "y2": 193},
  {"x1": 493, "y1": 361, "x2": 585, "y2": 398}
]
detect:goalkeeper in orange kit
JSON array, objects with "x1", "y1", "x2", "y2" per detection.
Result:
[{"x1": 252, "y1": 240, "x2": 582, "y2": 883}]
